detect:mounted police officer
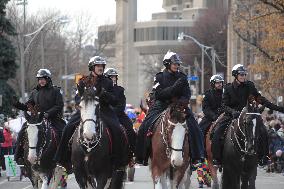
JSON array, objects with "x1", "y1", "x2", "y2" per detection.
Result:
[
  {"x1": 104, "y1": 68, "x2": 136, "y2": 155},
  {"x1": 199, "y1": 75, "x2": 224, "y2": 136},
  {"x1": 12, "y1": 69, "x2": 65, "y2": 164},
  {"x1": 212, "y1": 64, "x2": 284, "y2": 167},
  {"x1": 136, "y1": 51, "x2": 205, "y2": 165},
  {"x1": 54, "y1": 56, "x2": 126, "y2": 170}
]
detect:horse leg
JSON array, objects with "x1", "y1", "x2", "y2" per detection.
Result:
[
  {"x1": 222, "y1": 167, "x2": 240, "y2": 189},
  {"x1": 247, "y1": 165, "x2": 257, "y2": 189},
  {"x1": 207, "y1": 159, "x2": 219, "y2": 189},
  {"x1": 181, "y1": 167, "x2": 191, "y2": 189},
  {"x1": 73, "y1": 168, "x2": 88, "y2": 189},
  {"x1": 109, "y1": 169, "x2": 125, "y2": 189},
  {"x1": 95, "y1": 173, "x2": 108, "y2": 189},
  {"x1": 38, "y1": 173, "x2": 49, "y2": 189},
  {"x1": 206, "y1": 133, "x2": 219, "y2": 189},
  {"x1": 153, "y1": 171, "x2": 167, "y2": 189}
]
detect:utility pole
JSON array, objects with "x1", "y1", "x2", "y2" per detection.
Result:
[
  {"x1": 41, "y1": 31, "x2": 45, "y2": 68},
  {"x1": 17, "y1": 0, "x2": 28, "y2": 102},
  {"x1": 211, "y1": 47, "x2": 216, "y2": 75},
  {"x1": 194, "y1": 57, "x2": 199, "y2": 96},
  {"x1": 64, "y1": 53, "x2": 68, "y2": 98},
  {"x1": 201, "y1": 47, "x2": 204, "y2": 94}
]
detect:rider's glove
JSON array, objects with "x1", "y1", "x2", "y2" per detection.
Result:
[{"x1": 232, "y1": 111, "x2": 240, "y2": 119}]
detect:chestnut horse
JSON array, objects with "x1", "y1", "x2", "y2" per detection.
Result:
[
  {"x1": 205, "y1": 114, "x2": 224, "y2": 189},
  {"x1": 151, "y1": 101, "x2": 190, "y2": 189}
]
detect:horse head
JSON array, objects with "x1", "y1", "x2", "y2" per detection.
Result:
[
  {"x1": 236, "y1": 95, "x2": 263, "y2": 155},
  {"x1": 166, "y1": 100, "x2": 188, "y2": 167},
  {"x1": 79, "y1": 76, "x2": 100, "y2": 142},
  {"x1": 24, "y1": 103, "x2": 45, "y2": 164}
]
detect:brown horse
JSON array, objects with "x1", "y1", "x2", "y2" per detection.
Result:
[
  {"x1": 205, "y1": 114, "x2": 224, "y2": 189},
  {"x1": 151, "y1": 101, "x2": 190, "y2": 189}
]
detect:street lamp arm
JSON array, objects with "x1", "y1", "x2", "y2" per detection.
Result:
[
  {"x1": 24, "y1": 18, "x2": 55, "y2": 37},
  {"x1": 179, "y1": 32, "x2": 212, "y2": 49},
  {"x1": 23, "y1": 28, "x2": 43, "y2": 54}
]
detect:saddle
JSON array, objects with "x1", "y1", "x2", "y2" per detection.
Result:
[
  {"x1": 146, "y1": 110, "x2": 167, "y2": 137},
  {"x1": 209, "y1": 113, "x2": 225, "y2": 140}
]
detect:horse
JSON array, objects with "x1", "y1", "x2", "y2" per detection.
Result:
[
  {"x1": 22, "y1": 103, "x2": 58, "y2": 189},
  {"x1": 150, "y1": 101, "x2": 191, "y2": 189},
  {"x1": 205, "y1": 114, "x2": 224, "y2": 189},
  {"x1": 71, "y1": 77, "x2": 130, "y2": 189},
  {"x1": 222, "y1": 99, "x2": 263, "y2": 189}
]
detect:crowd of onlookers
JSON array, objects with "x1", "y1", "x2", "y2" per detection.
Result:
[
  {"x1": 0, "y1": 114, "x2": 17, "y2": 176},
  {"x1": 263, "y1": 112, "x2": 284, "y2": 174}
]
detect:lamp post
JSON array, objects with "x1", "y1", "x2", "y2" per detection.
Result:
[
  {"x1": 20, "y1": 17, "x2": 69, "y2": 102},
  {"x1": 178, "y1": 32, "x2": 217, "y2": 94}
]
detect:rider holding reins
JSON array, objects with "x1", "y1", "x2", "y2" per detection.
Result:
[
  {"x1": 54, "y1": 56, "x2": 126, "y2": 171},
  {"x1": 12, "y1": 69, "x2": 65, "y2": 165},
  {"x1": 199, "y1": 75, "x2": 224, "y2": 136},
  {"x1": 212, "y1": 64, "x2": 284, "y2": 168},
  {"x1": 136, "y1": 50, "x2": 205, "y2": 166}
]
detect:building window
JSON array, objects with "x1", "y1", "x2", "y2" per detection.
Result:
[
  {"x1": 172, "y1": 7, "x2": 177, "y2": 11},
  {"x1": 185, "y1": 0, "x2": 193, "y2": 8}
]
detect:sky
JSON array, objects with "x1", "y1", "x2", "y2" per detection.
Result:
[{"x1": 25, "y1": 0, "x2": 164, "y2": 25}]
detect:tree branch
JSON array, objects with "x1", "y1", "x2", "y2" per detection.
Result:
[
  {"x1": 258, "y1": 0, "x2": 284, "y2": 12},
  {"x1": 233, "y1": 28, "x2": 282, "y2": 63}
]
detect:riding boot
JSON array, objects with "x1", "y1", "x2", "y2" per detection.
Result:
[
  {"x1": 118, "y1": 115, "x2": 136, "y2": 156},
  {"x1": 54, "y1": 110, "x2": 81, "y2": 164},
  {"x1": 187, "y1": 115, "x2": 205, "y2": 161},
  {"x1": 135, "y1": 123, "x2": 147, "y2": 164},
  {"x1": 257, "y1": 123, "x2": 269, "y2": 164}
]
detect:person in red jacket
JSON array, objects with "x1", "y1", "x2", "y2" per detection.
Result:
[{"x1": 1, "y1": 125, "x2": 13, "y2": 170}]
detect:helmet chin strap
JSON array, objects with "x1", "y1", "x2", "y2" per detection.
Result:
[{"x1": 235, "y1": 77, "x2": 245, "y2": 84}]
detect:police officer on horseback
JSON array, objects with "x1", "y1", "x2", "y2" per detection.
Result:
[
  {"x1": 12, "y1": 69, "x2": 65, "y2": 164},
  {"x1": 104, "y1": 68, "x2": 137, "y2": 155},
  {"x1": 212, "y1": 64, "x2": 284, "y2": 168},
  {"x1": 54, "y1": 56, "x2": 126, "y2": 171},
  {"x1": 199, "y1": 75, "x2": 224, "y2": 136},
  {"x1": 136, "y1": 50, "x2": 205, "y2": 165}
]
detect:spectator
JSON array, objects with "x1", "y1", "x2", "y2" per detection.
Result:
[
  {"x1": 277, "y1": 122, "x2": 284, "y2": 139},
  {"x1": 0, "y1": 124, "x2": 13, "y2": 170}
]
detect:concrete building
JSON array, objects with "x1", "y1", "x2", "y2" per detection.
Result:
[{"x1": 97, "y1": 0, "x2": 225, "y2": 105}]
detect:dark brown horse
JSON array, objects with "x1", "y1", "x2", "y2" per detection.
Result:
[
  {"x1": 151, "y1": 101, "x2": 190, "y2": 189},
  {"x1": 71, "y1": 76, "x2": 130, "y2": 189},
  {"x1": 205, "y1": 114, "x2": 224, "y2": 189},
  {"x1": 206, "y1": 97, "x2": 263, "y2": 189}
]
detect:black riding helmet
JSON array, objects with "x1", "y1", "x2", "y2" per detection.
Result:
[
  {"x1": 163, "y1": 50, "x2": 182, "y2": 68},
  {"x1": 36, "y1": 69, "x2": 52, "y2": 83},
  {"x1": 232, "y1": 64, "x2": 247, "y2": 77},
  {"x1": 88, "y1": 56, "x2": 107, "y2": 71},
  {"x1": 104, "y1": 68, "x2": 119, "y2": 78},
  {"x1": 210, "y1": 74, "x2": 224, "y2": 88}
]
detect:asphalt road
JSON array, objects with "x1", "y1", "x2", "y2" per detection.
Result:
[{"x1": 0, "y1": 166, "x2": 283, "y2": 188}]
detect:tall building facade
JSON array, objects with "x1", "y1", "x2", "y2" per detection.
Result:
[{"x1": 97, "y1": 0, "x2": 224, "y2": 105}]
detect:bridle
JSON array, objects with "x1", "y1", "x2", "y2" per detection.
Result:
[
  {"x1": 230, "y1": 106, "x2": 261, "y2": 157},
  {"x1": 78, "y1": 95, "x2": 103, "y2": 153},
  {"x1": 26, "y1": 119, "x2": 49, "y2": 163},
  {"x1": 160, "y1": 109, "x2": 188, "y2": 158}
]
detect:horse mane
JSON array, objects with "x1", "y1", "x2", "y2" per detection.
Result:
[
  {"x1": 80, "y1": 75, "x2": 97, "y2": 88},
  {"x1": 26, "y1": 103, "x2": 39, "y2": 116}
]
